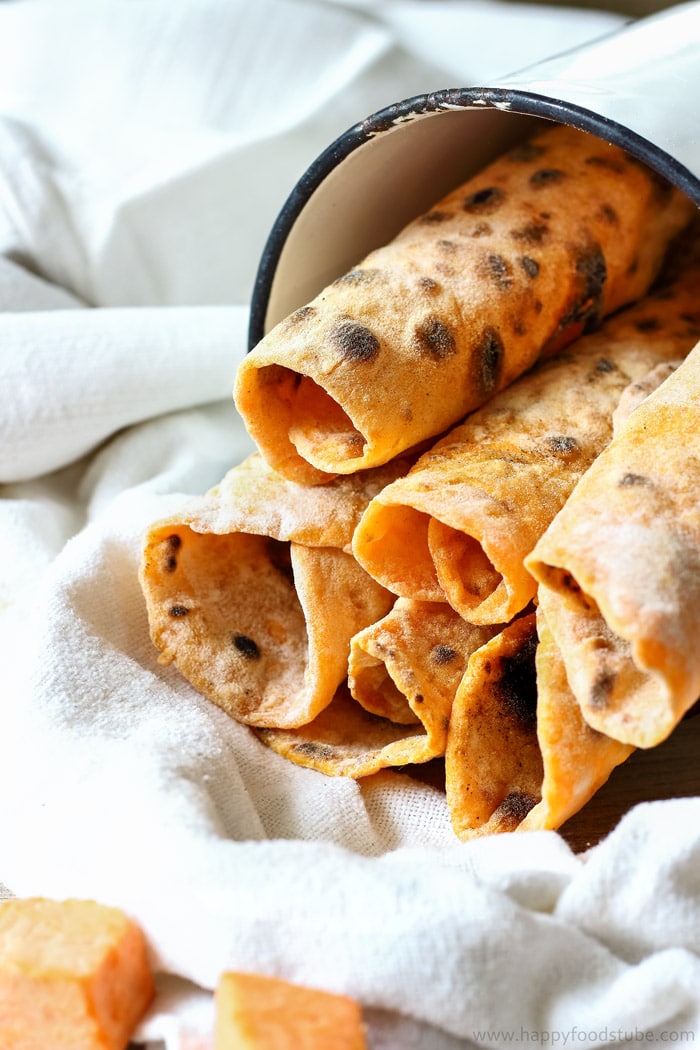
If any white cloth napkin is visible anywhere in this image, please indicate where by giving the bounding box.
[5,1,700,1047]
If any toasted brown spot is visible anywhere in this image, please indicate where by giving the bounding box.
[432,644,458,665]
[474,327,504,395]
[164,534,181,573]
[596,358,615,373]
[589,669,616,709]
[546,434,579,455]
[233,634,261,660]
[619,472,650,487]
[331,319,380,363]
[169,605,189,618]
[469,222,492,238]
[420,210,450,224]
[414,317,456,360]
[437,239,458,253]
[285,305,317,327]
[635,317,661,333]
[294,741,336,759]
[333,269,379,286]
[559,242,606,333]
[585,154,626,175]
[598,203,619,225]
[463,187,505,214]
[530,168,566,188]
[414,694,424,704]
[511,221,549,246]
[494,632,538,731]
[508,142,546,163]
[520,256,539,278]
[482,253,513,290]
[418,276,440,293]
[497,791,538,823]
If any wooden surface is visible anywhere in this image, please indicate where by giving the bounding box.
[559,711,700,852]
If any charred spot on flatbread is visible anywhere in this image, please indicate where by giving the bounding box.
[169,604,189,618]
[233,634,262,660]
[619,472,651,487]
[635,316,662,333]
[163,533,181,572]
[331,319,380,363]
[598,203,619,226]
[419,210,450,225]
[413,317,456,360]
[463,186,505,214]
[333,268,381,286]
[493,631,538,731]
[595,358,616,373]
[481,252,514,291]
[530,168,566,188]
[432,644,458,665]
[519,256,540,278]
[472,327,504,396]
[545,434,579,457]
[493,790,538,826]
[507,141,547,163]
[588,668,617,710]
[511,220,549,246]
[285,305,317,328]
[585,153,627,175]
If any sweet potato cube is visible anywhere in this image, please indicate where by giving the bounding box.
[0,897,155,1050]
[215,971,367,1050]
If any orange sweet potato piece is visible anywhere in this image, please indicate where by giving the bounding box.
[215,971,367,1050]
[0,897,155,1050]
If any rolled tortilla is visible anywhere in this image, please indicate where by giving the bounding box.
[526,341,700,748]
[139,453,401,728]
[235,123,694,484]
[349,597,499,737]
[352,259,700,624]
[445,613,543,837]
[519,606,634,832]
[255,600,498,776]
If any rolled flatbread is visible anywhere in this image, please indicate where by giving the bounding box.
[519,606,634,832]
[139,453,401,728]
[526,341,700,748]
[235,123,694,484]
[445,613,543,837]
[352,259,700,624]
[349,597,498,738]
[254,600,497,776]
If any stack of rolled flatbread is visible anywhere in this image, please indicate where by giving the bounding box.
[140,121,700,838]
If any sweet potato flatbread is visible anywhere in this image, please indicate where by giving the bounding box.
[352,259,700,624]
[349,598,498,728]
[255,602,497,775]
[526,340,700,749]
[445,613,543,837]
[519,606,635,832]
[235,123,694,484]
[253,684,427,777]
[140,454,398,727]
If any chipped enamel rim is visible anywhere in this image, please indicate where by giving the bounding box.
[248,86,700,348]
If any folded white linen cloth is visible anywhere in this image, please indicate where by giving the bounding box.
[5,1,700,1048]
